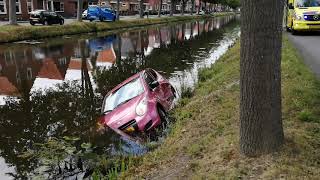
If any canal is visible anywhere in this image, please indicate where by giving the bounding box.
[0,15,240,179]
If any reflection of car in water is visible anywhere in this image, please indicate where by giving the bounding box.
[89,35,115,52]
[99,69,176,138]
[286,0,320,34]
[87,5,116,22]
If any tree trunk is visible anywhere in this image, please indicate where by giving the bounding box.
[240,0,285,157]
[170,0,175,16]
[139,0,144,18]
[198,0,201,14]
[9,0,17,25]
[190,0,194,15]
[77,0,83,22]
[158,0,163,17]
[116,0,120,20]
[181,1,184,15]
[204,2,206,12]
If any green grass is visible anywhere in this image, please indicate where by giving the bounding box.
[0,12,234,43]
[122,36,320,179]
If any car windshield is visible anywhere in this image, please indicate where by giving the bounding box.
[102,78,144,113]
[296,0,320,7]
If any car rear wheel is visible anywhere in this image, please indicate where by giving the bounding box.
[158,106,169,128]
[30,21,35,26]
[60,19,64,25]
[44,20,49,26]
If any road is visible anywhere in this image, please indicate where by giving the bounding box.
[0,14,194,26]
[287,32,320,79]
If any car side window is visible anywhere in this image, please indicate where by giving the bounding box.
[144,70,157,88]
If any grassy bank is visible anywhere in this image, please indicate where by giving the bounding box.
[123,36,320,179]
[0,12,234,43]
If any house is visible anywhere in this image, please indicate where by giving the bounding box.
[0,0,88,21]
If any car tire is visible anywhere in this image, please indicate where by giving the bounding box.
[30,21,35,26]
[286,26,291,32]
[44,20,49,26]
[157,106,169,128]
[291,28,297,35]
[60,20,64,25]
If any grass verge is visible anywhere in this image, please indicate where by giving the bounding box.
[122,36,320,179]
[0,13,234,43]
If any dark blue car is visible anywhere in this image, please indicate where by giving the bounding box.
[87,6,116,22]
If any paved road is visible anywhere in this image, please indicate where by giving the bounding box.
[287,32,320,78]
[0,14,194,26]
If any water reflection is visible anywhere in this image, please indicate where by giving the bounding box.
[0,15,239,179]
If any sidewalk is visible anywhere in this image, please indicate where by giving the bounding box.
[0,14,195,26]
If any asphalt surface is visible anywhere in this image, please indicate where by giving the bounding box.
[287,31,320,78]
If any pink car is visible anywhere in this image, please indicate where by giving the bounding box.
[99,69,176,137]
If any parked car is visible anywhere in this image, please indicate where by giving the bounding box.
[29,10,64,26]
[87,5,116,22]
[82,10,88,20]
[99,69,176,137]
[199,10,205,15]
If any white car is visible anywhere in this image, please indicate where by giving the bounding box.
[82,10,88,19]
[199,10,205,15]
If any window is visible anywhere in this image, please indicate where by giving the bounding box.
[53,2,64,12]
[27,68,32,80]
[16,0,21,14]
[122,3,126,6]
[27,0,33,13]
[0,0,6,14]
[58,57,67,65]
[16,72,21,85]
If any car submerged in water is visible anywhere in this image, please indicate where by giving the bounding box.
[99,69,176,138]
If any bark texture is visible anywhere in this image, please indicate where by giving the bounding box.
[158,0,163,17]
[170,0,175,16]
[240,0,285,157]
[139,0,144,18]
[9,0,17,25]
[77,0,83,22]
[116,0,120,20]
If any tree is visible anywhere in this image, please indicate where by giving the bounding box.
[181,0,187,15]
[170,0,176,16]
[240,0,285,156]
[190,0,195,15]
[9,0,17,25]
[116,0,120,20]
[139,0,144,18]
[77,0,83,22]
[158,0,163,17]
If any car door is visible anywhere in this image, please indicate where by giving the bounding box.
[145,69,174,110]
[51,12,59,24]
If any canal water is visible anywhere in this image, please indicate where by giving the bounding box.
[0,15,240,179]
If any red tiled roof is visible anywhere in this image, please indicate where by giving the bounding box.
[37,58,64,80]
[68,59,92,70]
[0,76,19,96]
[97,49,116,64]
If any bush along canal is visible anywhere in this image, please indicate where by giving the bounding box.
[0,15,240,179]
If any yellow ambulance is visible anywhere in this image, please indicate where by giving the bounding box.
[286,0,320,34]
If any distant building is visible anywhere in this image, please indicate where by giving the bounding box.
[0,0,89,21]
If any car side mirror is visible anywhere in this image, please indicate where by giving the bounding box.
[288,3,294,9]
[150,81,159,90]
